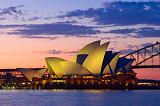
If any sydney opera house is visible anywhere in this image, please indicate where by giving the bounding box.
[11,40,137,89]
[0,40,137,89]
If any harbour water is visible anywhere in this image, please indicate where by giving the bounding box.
[0,90,159,106]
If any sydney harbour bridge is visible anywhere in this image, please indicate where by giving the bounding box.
[123,41,160,69]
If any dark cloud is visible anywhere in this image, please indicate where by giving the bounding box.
[0,5,23,16]
[105,27,160,37]
[48,49,62,54]
[48,50,78,55]
[136,27,160,37]
[120,45,142,55]
[64,50,78,54]
[27,16,41,21]
[128,44,139,49]
[120,44,142,55]
[64,35,99,38]
[120,49,135,55]
[0,17,6,20]
[3,24,160,38]
[106,28,136,34]
[8,23,100,36]
[141,42,153,47]
[44,17,53,20]
[58,1,160,25]
[21,35,58,40]
[120,42,156,55]
[0,24,26,29]
[57,20,77,24]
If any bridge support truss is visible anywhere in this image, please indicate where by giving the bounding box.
[123,42,160,69]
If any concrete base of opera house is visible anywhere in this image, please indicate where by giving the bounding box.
[1,82,160,90]
[0,75,160,90]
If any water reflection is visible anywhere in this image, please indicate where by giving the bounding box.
[0,90,159,106]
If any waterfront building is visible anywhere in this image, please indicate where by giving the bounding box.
[3,40,137,89]
[45,40,137,86]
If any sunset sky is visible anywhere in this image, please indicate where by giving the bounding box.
[0,0,159,79]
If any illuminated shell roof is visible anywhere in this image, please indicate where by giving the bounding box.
[60,61,91,75]
[102,52,120,75]
[45,57,65,76]
[82,42,110,74]
[45,57,91,76]
[115,58,134,73]
[72,40,100,63]
[17,68,38,81]
[36,69,47,78]
[45,40,135,76]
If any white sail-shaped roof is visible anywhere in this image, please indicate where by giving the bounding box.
[124,59,134,72]
[60,61,91,75]
[103,53,120,75]
[46,57,91,76]
[17,68,38,81]
[72,40,101,62]
[36,69,47,78]
[115,58,134,73]
[82,42,110,74]
[45,57,65,76]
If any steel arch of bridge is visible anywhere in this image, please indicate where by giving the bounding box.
[122,41,160,69]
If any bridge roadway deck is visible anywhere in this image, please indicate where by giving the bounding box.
[132,65,160,69]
